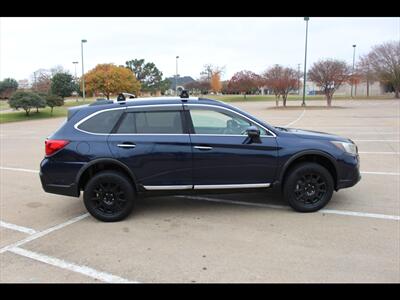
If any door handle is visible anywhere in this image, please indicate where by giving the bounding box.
[117,143,136,148]
[194,146,213,150]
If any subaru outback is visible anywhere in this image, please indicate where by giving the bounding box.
[40,95,361,221]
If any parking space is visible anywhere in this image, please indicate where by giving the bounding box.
[0,99,399,282]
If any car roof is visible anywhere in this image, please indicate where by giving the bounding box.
[86,96,224,110]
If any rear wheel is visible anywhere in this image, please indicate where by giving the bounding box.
[283,162,334,212]
[83,171,135,222]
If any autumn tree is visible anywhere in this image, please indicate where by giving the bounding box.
[210,72,222,93]
[84,64,141,99]
[308,59,350,106]
[263,65,299,107]
[365,41,400,98]
[228,71,262,99]
[125,59,164,95]
[185,80,210,95]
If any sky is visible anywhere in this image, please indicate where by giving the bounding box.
[0,17,399,82]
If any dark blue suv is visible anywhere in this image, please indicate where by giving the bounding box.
[40,95,361,221]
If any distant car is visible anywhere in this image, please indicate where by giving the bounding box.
[40,95,361,222]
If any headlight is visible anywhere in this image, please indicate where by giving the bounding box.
[331,141,358,156]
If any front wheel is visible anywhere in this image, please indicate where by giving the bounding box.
[83,171,135,222]
[283,162,334,212]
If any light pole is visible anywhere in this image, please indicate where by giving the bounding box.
[175,56,179,96]
[81,39,87,101]
[72,61,79,101]
[302,17,309,107]
[351,44,356,98]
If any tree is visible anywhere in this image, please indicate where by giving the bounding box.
[8,91,44,116]
[125,59,164,95]
[51,72,75,99]
[308,59,350,106]
[366,41,400,98]
[45,94,64,115]
[0,78,18,99]
[159,78,171,95]
[31,69,52,94]
[210,72,222,93]
[185,80,210,95]
[84,64,141,99]
[263,65,299,107]
[357,55,377,97]
[227,71,262,99]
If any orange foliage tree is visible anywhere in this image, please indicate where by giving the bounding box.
[83,64,141,99]
[210,72,222,93]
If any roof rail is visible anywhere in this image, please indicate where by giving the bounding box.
[89,99,113,106]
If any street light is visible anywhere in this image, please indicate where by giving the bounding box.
[175,56,179,96]
[72,61,79,102]
[351,44,356,98]
[81,39,87,101]
[302,17,309,107]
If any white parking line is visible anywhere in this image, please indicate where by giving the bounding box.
[0,167,39,173]
[0,213,90,254]
[176,195,400,221]
[8,247,135,283]
[353,139,399,142]
[0,221,37,235]
[361,171,400,176]
[359,152,400,155]
[284,109,306,127]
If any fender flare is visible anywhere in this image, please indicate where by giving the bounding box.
[278,150,339,185]
[75,158,139,191]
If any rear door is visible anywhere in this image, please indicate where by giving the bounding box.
[108,104,193,190]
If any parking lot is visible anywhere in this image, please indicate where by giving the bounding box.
[0,99,399,283]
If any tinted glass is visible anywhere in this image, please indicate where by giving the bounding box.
[190,109,267,135]
[77,110,123,134]
[116,111,183,134]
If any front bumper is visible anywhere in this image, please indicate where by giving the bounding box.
[336,153,361,190]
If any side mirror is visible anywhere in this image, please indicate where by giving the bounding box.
[246,126,260,138]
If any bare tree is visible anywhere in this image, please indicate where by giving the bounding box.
[31,69,52,94]
[366,41,400,98]
[357,55,377,97]
[263,65,299,107]
[308,59,350,106]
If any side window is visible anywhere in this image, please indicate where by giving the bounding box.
[77,110,122,134]
[190,109,266,135]
[116,111,184,134]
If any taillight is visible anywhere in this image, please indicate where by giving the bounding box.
[45,139,69,156]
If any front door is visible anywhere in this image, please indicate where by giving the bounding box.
[185,104,279,188]
[108,105,192,190]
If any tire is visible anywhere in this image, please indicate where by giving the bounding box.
[283,162,334,212]
[83,171,135,222]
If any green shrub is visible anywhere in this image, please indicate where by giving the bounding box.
[8,91,45,116]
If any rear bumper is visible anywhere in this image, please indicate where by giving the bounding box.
[40,171,80,197]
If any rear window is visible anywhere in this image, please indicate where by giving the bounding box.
[117,111,183,134]
[77,110,123,134]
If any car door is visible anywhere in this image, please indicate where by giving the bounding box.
[107,104,193,190]
[185,104,279,188]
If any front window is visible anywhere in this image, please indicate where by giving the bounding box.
[189,108,267,135]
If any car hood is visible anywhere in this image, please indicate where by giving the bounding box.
[276,127,351,142]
